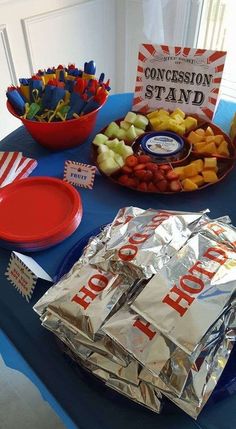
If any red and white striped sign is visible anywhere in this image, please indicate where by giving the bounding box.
[133,44,226,120]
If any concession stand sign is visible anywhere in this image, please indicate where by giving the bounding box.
[132,44,226,120]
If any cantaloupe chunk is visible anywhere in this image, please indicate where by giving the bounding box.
[213,135,224,145]
[190,175,205,187]
[195,128,205,136]
[193,142,208,152]
[217,140,230,156]
[205,126,214,136]
[202,170,218,183]
[182,179,198,191]
[183,164,199,178]
[173,166,185,179]
[205,136,216,143]
[199,142,217,154]
[190,159,204,172]
[188,131,205,144]
[204,157,217,170]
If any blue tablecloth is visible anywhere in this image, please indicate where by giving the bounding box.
[0,94,236,429]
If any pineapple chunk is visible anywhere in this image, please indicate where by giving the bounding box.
[190,159,204,172]
[204,157,217,170]
[158,109,169,116]
[217,140,230,156]
[170,114,184,124]
[190,175,205,187]
[202,170,218,183]
[149,117,162,129]
[167,120,185,135]
[147,110,159,119]
[205,126,214,136]
[171,108,185,119]
[183,164,199,178]
[182,179,198,191]
[184,117,198,132]
[173,166,185,179]
[188,131,205,144]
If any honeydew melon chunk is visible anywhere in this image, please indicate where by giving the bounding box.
[120,120,131,130]
[124,111,137,124]
[106,138,120,148]
[120,144,134,159]
[114,153,125,168]
[97,149,115,164]
[97,144,110,154]
[135,127,145,136]
[133,114,149,130]
[116,128,127,140]
[125,125,137,142]
[99,158,120,175]
[113,141,126,155]
[93,133,108,146]
[104,121,120,138]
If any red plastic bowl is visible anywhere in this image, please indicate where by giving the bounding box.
[7,98,107,150]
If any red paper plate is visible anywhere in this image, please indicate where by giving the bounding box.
[0,177,83,243]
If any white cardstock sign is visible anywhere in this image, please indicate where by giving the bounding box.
[133,44,227,120]
[5,252,52,302]
[64,161,96,189]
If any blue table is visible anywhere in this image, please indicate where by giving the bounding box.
[0,94,236,429]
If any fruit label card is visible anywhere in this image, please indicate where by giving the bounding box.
[64,161,96,189]
[133,44,226,120]
[5,252,52,302]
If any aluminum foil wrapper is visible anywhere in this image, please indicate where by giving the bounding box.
[106,377,162,413]
[201,219,236,250]
[35,264,133,340]
[90,209,205,280]
[163,304,236,419]
[103,303,175,378]
[41,310,130,366]
[132,233,236,354]
[87,353,139,386]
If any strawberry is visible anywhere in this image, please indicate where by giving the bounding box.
[127,178,138,188]
[137,155,152,164]
[134,170,147,180]
[157,179,168,192]
[133,163,147,171]
[147,182,157,192]
[159,164,172,172]
[143,170,153,182]
[169,180,182,192]
[154,171,165,182]
[137,182,148,192]
[121,165,133,174]
[166,171,180,181]
[118,175,129,185]
[125,155,138,168]
[145,162,159,172]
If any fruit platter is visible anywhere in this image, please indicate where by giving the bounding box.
[92,108,236,193]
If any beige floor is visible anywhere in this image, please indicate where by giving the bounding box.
[0,354,66,429]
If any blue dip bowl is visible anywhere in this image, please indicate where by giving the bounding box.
[140,131,184,162]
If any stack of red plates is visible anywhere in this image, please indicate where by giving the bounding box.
[0,177,83,251]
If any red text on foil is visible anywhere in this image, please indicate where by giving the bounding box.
[118,212,170,262]
[162,245,228,316]
[71,273,109,310]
